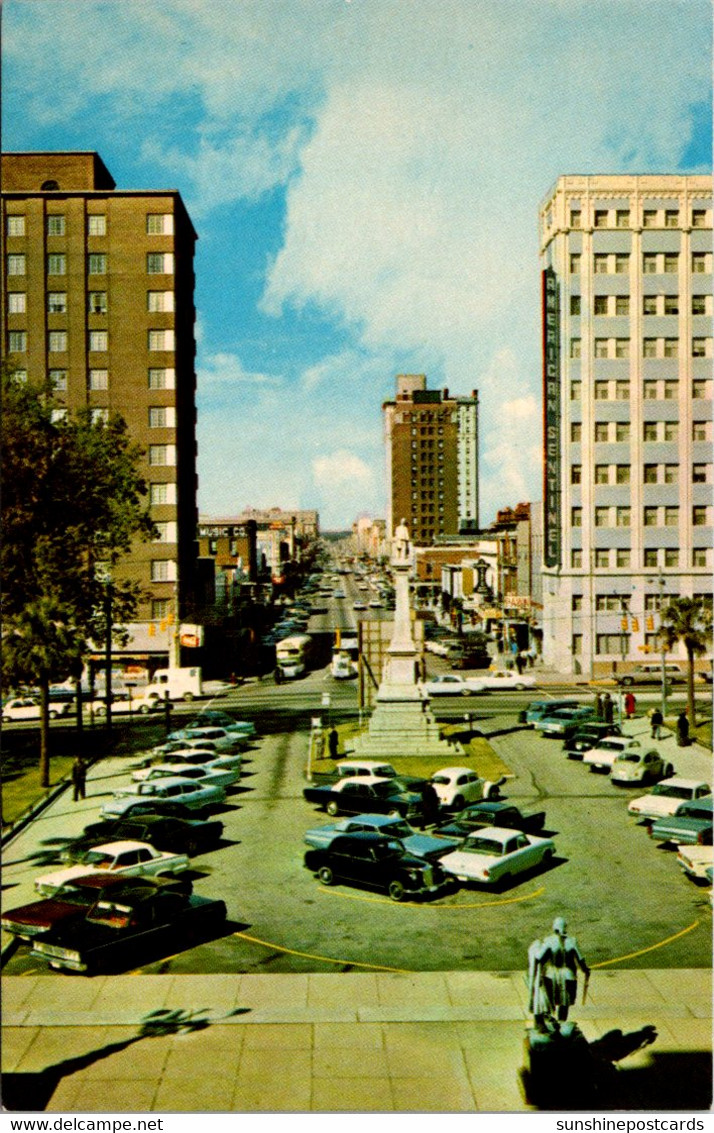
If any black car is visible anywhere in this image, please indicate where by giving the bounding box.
[303,778,426,821]
[30,878,227,973]
[562,723,622,759]
[61,814,224,862]
[304,832,447,902]
[433,801,547,838]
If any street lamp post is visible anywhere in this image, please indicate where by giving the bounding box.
[649,570,668,718]
[618,596,630,727]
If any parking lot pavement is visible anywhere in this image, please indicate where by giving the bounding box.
[2,968,710,1112]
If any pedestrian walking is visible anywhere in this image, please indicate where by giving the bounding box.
[419,781,441,829]
[624,691,636,720]
[650,706,663,740]
[527,647,537,669]
[516,652,526,675]
[676,709,690,747]
[603,692,614,726]
[71,756,86,802]
[328,726,339,759]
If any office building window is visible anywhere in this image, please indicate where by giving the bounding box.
[149,406,176,428]
[46,215,65,236]
[692,337,711,357]
[49,369,67,391]
[148,328,175,351]
[616,209,630,228]
[596,596,624,612]
[663,253,678,272]
[642,209,657,228]
[7,254,26,275]
[594,550,610,569]
[572,633,583,656]
[643,253,658,274]
[643,295,657,315]
[88,291,107,314]
[147,291,175,312]
[146,214,174,235]
[643,380,658,399]
[663,464,677,483]
[570,381,582,401]
[595,507,610,527]
[47,253,66,275]
[693,421,710,441]
[644,506,658,527]
[663,421,678,441]
[615,465,630,484]
[570,210,581,228]
[616,507,631,527]
[663,338,678,357]
[643,464,658,483]
[89,330,108,352]
[664,506,679,526]
[571,550,583,568]
[616,549,631,567]
[7,215,26,236]
[152,599,170,619]
[51,408,68,423]
[594,209,608,228]
[47,330,66,352]
[643,338,658,358]
[594,464,609,484]
[664,295,679,315]
[8,292,26,313]
[150,483,176,505]
[663,380,678,400]
[571,465,582,484]
[149,444,176,466]
[88,253,107,274]
[692,252,710,273]
[644,422,659,443]
[615,341,630,363]
[572,595,583,611]
[614,254,629,274]
[644,549,658,567]
[594,381,610,400]
[594,295,608,315]
[8,330,27,352]
[151,559,177,582]
[571,508,582,527]
[615,296,630,316]
[693,463,710,483]
[87,215,106,236]
[147,252,174,274]
[148,367,176,390]
[569,254,581,274]
[89,369,108,390]
[594,340,609,359]
[693,506,710,526]
[616,423,630,442]
[692,295,710,315]
[664,549,679,567]
[693,548,709,567]
[570,338,581,358]
[47,292,67,313]
[664,210,679,228]
[153,523,171,542]
[692,209,708,228]
[594,422,609,442]
[569,295,581,315]
[692,380,711,399]
[90,408,109,425]
[571,422,582,443]
[593,254,608,274]
[596,634,628,655]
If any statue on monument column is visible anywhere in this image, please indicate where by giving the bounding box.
[393,518,411,563]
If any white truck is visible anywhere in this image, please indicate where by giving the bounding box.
[138,667,203,712]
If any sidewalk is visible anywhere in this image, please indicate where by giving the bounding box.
[2,968,711,1112]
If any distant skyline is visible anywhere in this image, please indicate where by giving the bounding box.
[3,0,711,528]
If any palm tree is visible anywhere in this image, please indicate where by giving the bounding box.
[660,597,713,727]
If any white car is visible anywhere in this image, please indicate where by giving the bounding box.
[102,776,226,818]
[583,737,650,773]
[165,726,244,752]
[34,840,190,896]
[438,826,555,886]
[676,843,714,881]
[423,675,485,697]
[628,779,712,820]
[429,767,501,810]
[610,749,673,785]
[478,670,536,691]
[130,763,239,789]
[1,696,71,721]
[334,760,400,782]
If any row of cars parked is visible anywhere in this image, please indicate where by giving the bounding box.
[2,711,257,973]
[301,760,556,900]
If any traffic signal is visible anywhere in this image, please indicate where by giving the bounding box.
[631,618,639,633]
[621,617,628,631]
[646,615,655,631]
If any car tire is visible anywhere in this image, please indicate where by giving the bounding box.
[318,866,334,885]
[388,809,401,818]
[620,676,633,687]
[664,763,674,778]
[452,796,465,811]
[388,879,406,902]
[515,683,526,691]
[543,849,554,863]
[139,704,151,715]
[461,688,471,697]
[326,801,340,817]
[183,692,194,702]
[49,710,59,719]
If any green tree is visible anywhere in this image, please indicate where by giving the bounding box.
[660,597,713,727]
[1,368,155,784]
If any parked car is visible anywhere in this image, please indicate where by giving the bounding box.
[190,711,256,737]
[429,767,503,810]
[304,832,447,902]
[165,727,245,752]
[536,705,597,738]
[330,761,424,791]
[618,663,687,686]
[583,737,654,773]
[649,798,714,845]
[303,777,425,822]
[628,779,712,821]
[423,675,485,696]
[1,696,71,721]
[87,690,147,717]
[562,723,622,759]
[610,748,673,786]
[30,879,227,973]
[522,699,579,726]
[433,801,546,839]
[129,763,239,789]
[151,738,221,759]
[34,840,191,896]
[140,747,242,774]
[62,814,224,861]
[438,827,556,886]
[676,843,714,882]
[1,874,186,940]
[101,777,226,819]
[479,669,536,691]
[303,813,459,861]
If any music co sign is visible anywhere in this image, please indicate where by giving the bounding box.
[542,267,561,568]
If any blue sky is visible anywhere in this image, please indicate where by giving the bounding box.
[3,0,711,529]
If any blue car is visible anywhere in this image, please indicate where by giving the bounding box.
[304,813,459,861]
[521,699,580,726]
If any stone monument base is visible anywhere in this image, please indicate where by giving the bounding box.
[347,685,462,759]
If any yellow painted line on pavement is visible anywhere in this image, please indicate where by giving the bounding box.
[591,918,701,968]
[232,930,413,973]
[317,885,545,909]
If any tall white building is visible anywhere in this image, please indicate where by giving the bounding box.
[539,175,712,677]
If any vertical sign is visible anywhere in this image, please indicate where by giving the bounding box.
[542,267,561,567]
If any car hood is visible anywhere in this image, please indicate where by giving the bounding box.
[2,896,90,933]
[36,864,104,890]
[611,764,645,780]
[401,832,460,858]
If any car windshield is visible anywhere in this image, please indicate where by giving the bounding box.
[373,840,402,860]
[54,886,97,906]
[87,900,133,927]
[384,820,411,837]
[652,785,691,799]
[83,851,116,867]
[372,781,399,798]
[464,837,503,855]
[598,741,623,751]
[617,754,640,763]
[431,775,451,785]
